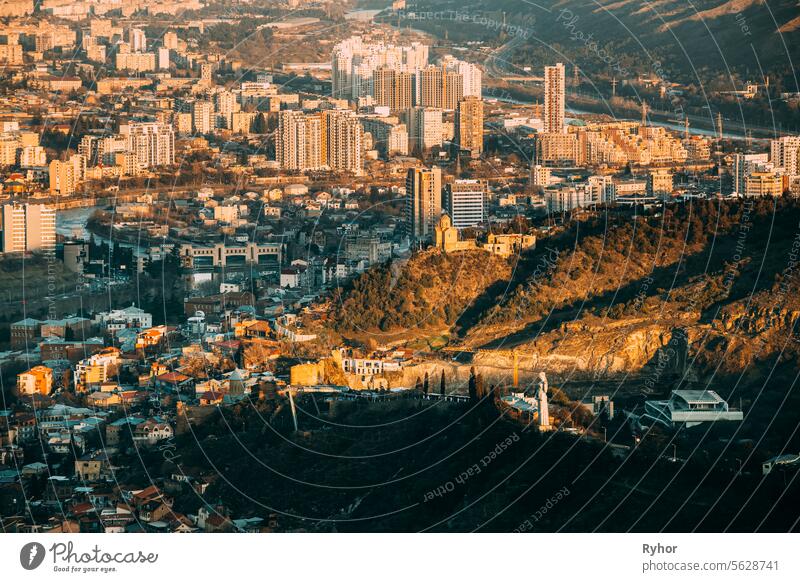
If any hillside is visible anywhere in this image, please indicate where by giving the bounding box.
[322,197,800,465]
[406,0,800,90]
[140,397,799,532]
[330,198,800,389]
[462,198,800,376]
[328,249,513,341]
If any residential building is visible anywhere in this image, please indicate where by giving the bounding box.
[732,153,769,196]
[326,110,364,174]
[331,36,428,101]
[118,122,175,168]
[17,366,53,396]
[1,203,56,253]
[456,96,484,156]
[49,155,85,195]
[94,305,153,331]
[405,166,442,242]
[191,100,213,134]
[770,136,800,176]
[373,67,414,111]
[544,63,566,134]
[745,171,783,196]
[446,179,486,228]
[409,107,443,151]
[647,169,673,196]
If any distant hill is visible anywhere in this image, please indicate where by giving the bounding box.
[405,0,800,89]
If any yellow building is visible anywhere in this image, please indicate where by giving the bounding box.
[17,366,53,396]
[745,172,784,197]
[434,214,478,253]
[484,233,537,258]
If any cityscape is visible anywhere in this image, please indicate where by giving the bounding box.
[0,0,799,540]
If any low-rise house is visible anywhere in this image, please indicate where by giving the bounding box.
[132,419,173,446]
[87,392,122,408]
[106,416,146,446]
[153,371,193,392]
[75,451,111,482]
[94,305,153,332]
[17,366,53,396]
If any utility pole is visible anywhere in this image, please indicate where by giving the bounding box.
[611,77,617,97]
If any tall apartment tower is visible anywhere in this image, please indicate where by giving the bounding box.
[276,111,328,171]
[417,65,443,108]
[443,70,464,111]
[771,136,800,175]
[409,107,443,152]
[405,166,442,243]
[417,65,463,110]
[2,203,56,254]
[128,27,146,52]
[191,100,213,134]
[373,67,413,111]
[447,179,486,228]
[278,111,306,171]
[119,122,175,168]
[214,90,240,129]
[326,110,364,175]
[456,96,484,156]
[544,63,566,134]
[49,155,85,196]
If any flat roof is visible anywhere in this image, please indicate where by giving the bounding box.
[673,390,724,404]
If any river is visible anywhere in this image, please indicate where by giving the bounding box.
[56,205,147,256]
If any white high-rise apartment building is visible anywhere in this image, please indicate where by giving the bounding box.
[544,63,566,134]
[331,36,429,101]
[128,27,146,52]
[771,136,800,176]
[1,203,56,254]
[118,122,175,168]
[388,124,409,156]
[447,179,486,229]
[191,100,213,134]
[409,107,443,151]
[276,111,323,172]
[213,90,240,129]
[441,55,482,98]
[326,110,364,175]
